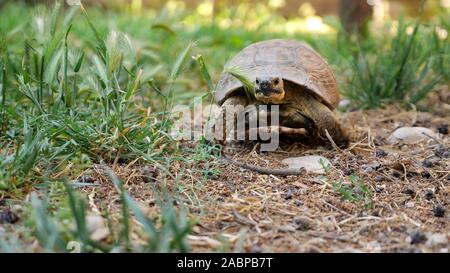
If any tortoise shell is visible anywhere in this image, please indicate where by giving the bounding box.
[215,39,340,110]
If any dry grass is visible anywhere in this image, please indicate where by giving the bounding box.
[78,102,449,253]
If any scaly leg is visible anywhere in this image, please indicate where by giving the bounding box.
[308,101,349,148]
[212,96,247,143]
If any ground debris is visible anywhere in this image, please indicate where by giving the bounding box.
[0,209,20,224]
[433,205,446,218]
[74,106,450,252]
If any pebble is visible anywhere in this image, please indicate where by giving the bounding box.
[84,215,110,241]
[283,189,294,200]
[282,156,331,174]
[343,168,354,175]
[338,99,351,108]
[426,233,448,248]
[90,227,110,241]
[375,184,385,193]
[433,205,445,217]
[278,224,296,233]
[77,175,95,184]
[434,144,450,157]
[422,159,433,168]
[387,127,438,144]
[142,165,158,183]
[402,186,415,196]
[424,190,434,200]
[0,209,19,224]
[421,171,431,179]
[437,124,448,135]
[375,149,388,158]
[409,231,427,245]
[375,175,384,182]
[443,151,450,158]
[294,217,313,231]
[362,162,381,173]
[86,215,106,234]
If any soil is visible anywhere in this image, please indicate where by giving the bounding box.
[81,103,449,253]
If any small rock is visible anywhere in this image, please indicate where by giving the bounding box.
[0,209,19,224]
[305,245,322,253]
[434,144,449,158]
[426,234,448,248]
[437,124,448,135]
[422,159,433,168]
[362,162,381,173]
[294,200,304,207]
[421,171,431,179]
[375,149,388,158]
[443,151,450,158]
[377,232,388,242]
[424,190,434,200]
[294,217,313,231]
[343,168,353,176]
[409,231,427,245]
[250,245,262,253]
[375,175,384,182]
[142,165,158,183]
[282,156,331,174]
[406,201,415,208]
[283,189,294,200]
[278,224,296,232]
[90,227,110,241]
[86,215,105,234]
[77,175,95,184]
[375,185,385,193]
[338,99,351,109]
[387,127,437,144]
[339,247,364,253]
[433,205,445,217]
[402,186,415,196]
[84,214,109,239]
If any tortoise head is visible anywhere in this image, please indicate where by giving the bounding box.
[254,76,285,104]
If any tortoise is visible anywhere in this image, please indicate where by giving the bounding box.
[213,39,349,148]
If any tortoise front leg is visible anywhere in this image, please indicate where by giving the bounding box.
[247,126,308,138]
[213,96,247,142]
[309,103,349,148]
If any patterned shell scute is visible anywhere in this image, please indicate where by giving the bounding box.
[215,39,340,110]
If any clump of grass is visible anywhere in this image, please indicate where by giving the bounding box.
[343,18,443,109]
[319,159,373,208]
[0,120,45,191]
[331,174,373,209]
[18,170,192,253]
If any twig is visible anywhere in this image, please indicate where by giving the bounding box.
[324,129,342,152]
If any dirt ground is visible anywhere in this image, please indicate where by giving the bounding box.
[80,99,449,253]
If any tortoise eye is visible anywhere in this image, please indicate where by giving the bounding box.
[273,79,279,85]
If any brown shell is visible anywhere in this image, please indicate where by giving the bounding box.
[215,39,340,110]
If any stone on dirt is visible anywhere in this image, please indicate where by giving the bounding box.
[387,127,438,144]
[86,214,109,240]
[282,156,331,174]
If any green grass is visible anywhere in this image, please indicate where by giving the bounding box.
[0,0,448,252]
[342,17,446,109]
[331,174,373,209]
